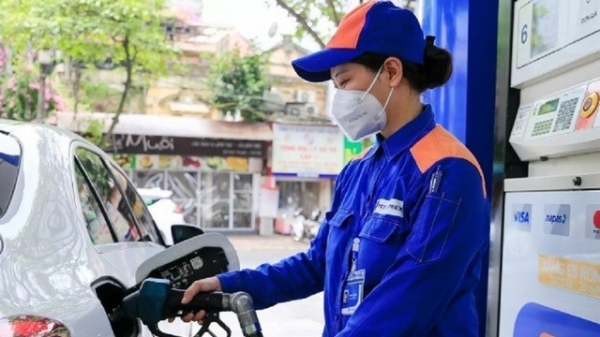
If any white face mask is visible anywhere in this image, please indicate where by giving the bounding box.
[331,67,394,141]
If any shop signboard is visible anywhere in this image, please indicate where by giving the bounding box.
[113,154,252,172]
[105,134,268,158]
[272,124,345,178]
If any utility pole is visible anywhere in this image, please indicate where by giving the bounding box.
[36,49,55,123]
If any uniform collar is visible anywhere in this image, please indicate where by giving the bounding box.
[369,105,435,161]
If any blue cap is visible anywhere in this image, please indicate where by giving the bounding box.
[292,1,427,82]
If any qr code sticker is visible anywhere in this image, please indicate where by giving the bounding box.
[553,97,579,132]
[190,256,204,270]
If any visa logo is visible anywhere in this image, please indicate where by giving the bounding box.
[512,204,532,232]
[514,211,530,223]
[545,214,568,225]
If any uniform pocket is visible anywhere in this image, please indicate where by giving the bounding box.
[327,208,353,228]
[325,209,354,263]
[358,216,405,243]
[356,216,408,288]
[406,193,461,263]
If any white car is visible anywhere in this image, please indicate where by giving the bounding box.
[137,188,186,246]
[0,120,201,336]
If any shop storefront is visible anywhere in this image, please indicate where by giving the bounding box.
[270,123,350,232]
[111,134,269,232]
[55,112,271,232]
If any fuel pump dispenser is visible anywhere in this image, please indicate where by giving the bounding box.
[498,0,600,335]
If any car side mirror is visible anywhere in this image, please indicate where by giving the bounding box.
[171,224,205,245]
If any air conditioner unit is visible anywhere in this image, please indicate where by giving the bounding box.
[284,104,302,117]
[304,103,318,116]
[284,102,319,117]
[296,90,316,103]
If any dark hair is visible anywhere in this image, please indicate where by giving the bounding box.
[349,45,453,93]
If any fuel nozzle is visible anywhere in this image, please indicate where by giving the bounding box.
[230,292,261,337]
[107,307,128,324]
[110,278,262,337]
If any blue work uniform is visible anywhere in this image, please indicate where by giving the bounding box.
[217,105,490,336]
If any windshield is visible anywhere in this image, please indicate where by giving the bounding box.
[0,133,21,219]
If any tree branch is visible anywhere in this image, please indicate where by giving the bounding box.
[325,0,340,25]
[131,45,138,64]
[101,34,132,146]
[73,66,82,113]
[274,0,326,48]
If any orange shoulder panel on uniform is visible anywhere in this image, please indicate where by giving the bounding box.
[351,146,373,161]
[409,125,487,198]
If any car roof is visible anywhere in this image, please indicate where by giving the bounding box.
[0,119,26,134]
[0,119,119,181]
[0,119,94,145]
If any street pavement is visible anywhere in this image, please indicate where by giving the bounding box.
[159,234,325,337]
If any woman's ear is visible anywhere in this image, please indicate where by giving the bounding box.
[383,57,403,87]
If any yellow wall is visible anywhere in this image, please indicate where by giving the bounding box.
[266,43,329,117]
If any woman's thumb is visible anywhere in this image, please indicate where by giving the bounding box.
[182,281,203,304]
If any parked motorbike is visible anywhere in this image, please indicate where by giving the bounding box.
[291,208,322,242]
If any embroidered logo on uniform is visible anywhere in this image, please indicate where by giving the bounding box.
[374,198,404,217]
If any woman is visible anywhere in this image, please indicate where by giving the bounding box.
[177,1,489,336]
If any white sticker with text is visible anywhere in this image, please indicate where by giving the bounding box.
[374,198,404,218]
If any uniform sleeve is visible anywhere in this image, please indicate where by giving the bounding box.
[217,165,351,310]
[217,225,329,309]
[336,159,489,336]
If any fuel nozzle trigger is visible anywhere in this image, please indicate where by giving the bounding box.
[195,311,232,337]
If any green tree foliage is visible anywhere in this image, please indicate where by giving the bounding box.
[269,0,418,48]
[0,0,178,144]
[207,50,270,122]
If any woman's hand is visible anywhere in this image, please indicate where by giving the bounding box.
[167,277,222,323]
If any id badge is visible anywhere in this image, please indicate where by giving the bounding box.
[341,269,365,316]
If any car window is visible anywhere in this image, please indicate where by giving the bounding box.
[0,133,20,219]
[74,163,115,245]
[107,163,162,244]
[75,148,141,242]
[0,133,21,218]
